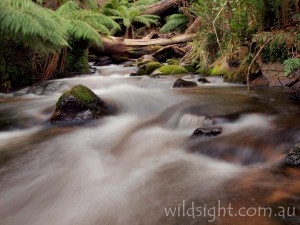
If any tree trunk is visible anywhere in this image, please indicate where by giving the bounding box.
[125,27,130,39]
[142,0,181,16]
[90,34,196,61]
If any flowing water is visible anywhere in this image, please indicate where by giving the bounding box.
[0,65,300,225]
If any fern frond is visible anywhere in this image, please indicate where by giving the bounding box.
[0,0,69,53]
[78,0,98,9]
[135,15,159,27]
[69,20,102,46]
[161,14,189,33]
[55,0,79,18]
[75,10,121,34]
[284,58,300,76]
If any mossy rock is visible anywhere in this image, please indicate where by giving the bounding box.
[166,59,180,65]
[207,57,246,83]
[135,62,162,76]
[210,65,228,76]
[51,84,113,123]
[144,62,162,74]
[136,55,157,66]
[156,65,188,75]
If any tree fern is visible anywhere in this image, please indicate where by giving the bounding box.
[108,5,159,29]
[0,0,69,53]
[284,58,300,76]
[57,0,120,36]
[135,15,160,27]
[160,14,189,33]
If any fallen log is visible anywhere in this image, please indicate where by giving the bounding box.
[90,34,196,61]
[142,0,181,16]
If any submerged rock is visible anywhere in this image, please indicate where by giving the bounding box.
[173,78,197,88]
[50,84,112,123]
[198,77,210,83]
[192,127,222,137]
[93,56,112,66]
[284,143,300,167]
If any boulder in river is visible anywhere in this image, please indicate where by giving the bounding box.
[284,143,300,167]
[50,84,112,123]
[198,77,210,83]
[173,78,197,88]
[93,56,112,66]
[192,127,222,137]
[130,62,162,76]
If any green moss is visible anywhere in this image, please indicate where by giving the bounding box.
[136,67,146,76]
[57,84,99,107]
[184,65,196,73]
[144,62,162,74]
[195,67,210,75]
[210,64,228,76]
[158,65,188,75]
[166,59,180,65]
[223,64,247,83]
[136,62,162,75]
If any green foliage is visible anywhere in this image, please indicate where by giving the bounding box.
[102,1,159,38]
[158,65,188,75]
[133,0,159,8]
[166,59,180,65]
[284,58,300,76]
[253,32,293,63]
[108,5,159,28]
[0,0,121,91]
[56,0,120,43]
[0,39,38,92]
[189,0,265,71]
[65,39,89,73]
[0,0,69,53]
[102,0,158,12]
[160,14,189,33]
[0,0,120,53]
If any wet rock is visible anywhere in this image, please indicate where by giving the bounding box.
[50,84,112,124]
[131,62,162,76]
[192,127,222,137]
[284,143,300,167]
[94,56,112,66]
[137,55,157,66]
[256,61,300,87]
[198,77,210,83]
[251,75,269,86]
[89,66,97,74]
[173,78,197,88]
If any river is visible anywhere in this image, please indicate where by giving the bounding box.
[0,65,299,225]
